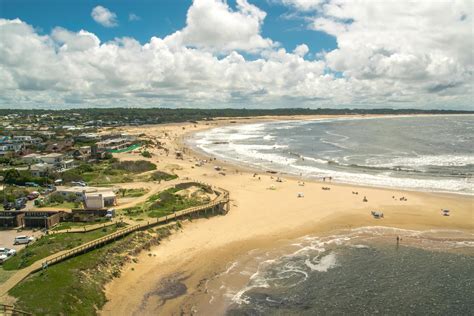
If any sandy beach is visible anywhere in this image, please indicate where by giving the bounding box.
[100,116,473,315]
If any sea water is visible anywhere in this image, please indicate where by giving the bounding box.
[190,115,474,194]
[197,228,474,315]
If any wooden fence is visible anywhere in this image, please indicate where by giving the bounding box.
[0,182,229,300]
[0,304,32,316]
[41,185,229,268]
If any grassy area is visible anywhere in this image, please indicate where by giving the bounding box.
[116,187,149,199]
[122,186,205,219]
[2,224,125,271]
[9,225,177,315]
[148,170,178,182]
[0,269,15,284]
[38,201,79,209]
[107,143,142,153]
[62,160,156,186]
[50,219,110,231]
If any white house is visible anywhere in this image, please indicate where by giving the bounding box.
[21,153,42,164]
[30,163,54,177]
[84,191,117,210]
[39,153,65,165]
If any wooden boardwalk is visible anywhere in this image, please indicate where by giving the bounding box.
[48,220,120,234]
[0,183,229,298]
[0,304,31,315]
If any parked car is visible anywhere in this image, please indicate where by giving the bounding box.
[105,208,116,220]
[0,247,17,263]
[25,182,39,187]
[71,181,87,187]
[13,236,35,245]
[27,191,40,200]
[14,198,26,210]
[3,202,14,210]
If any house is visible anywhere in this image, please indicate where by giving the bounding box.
[12,135,42,145]
[73,146,91,160]
[23,211,61,229]
[84,191,117,210]
[91,145,107,159]
[56,186,117,202]
[45,140,74,152]
[0,142,24,156]
[96,138,132,151]
[0,211,25,228]
[40,153,65,165]
[21,153,42,164]
[60,159,75,170]
[74,133,100,142]
[30,163,54,177]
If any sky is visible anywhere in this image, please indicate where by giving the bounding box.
[0,0,472,110]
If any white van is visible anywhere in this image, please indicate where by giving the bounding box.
[14,236,35,245]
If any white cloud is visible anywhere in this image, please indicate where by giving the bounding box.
[293,44,309,57]
[128,13,140,21]
[91,5,118,27]
[166,0,274,53]
[284,0,473,104]
[0,0,472,110]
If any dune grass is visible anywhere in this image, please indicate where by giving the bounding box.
[9,227,176,315]
[122,187,204,219]
[2,224,124,271]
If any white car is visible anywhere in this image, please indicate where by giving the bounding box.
[13,236,35,245]
[0,247,16,263]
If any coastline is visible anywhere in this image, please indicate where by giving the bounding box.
[101,115,474,315]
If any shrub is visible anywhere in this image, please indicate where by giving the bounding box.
[141,151,152,158]
[150,171,177,182]
[110,160,156,173]
[48,193,65,204]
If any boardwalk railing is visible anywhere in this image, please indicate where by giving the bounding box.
[0,182,229,299]
[0,304,32,316]
[41,184,229,268]
[48,220,119,235]
[43,224,141,267]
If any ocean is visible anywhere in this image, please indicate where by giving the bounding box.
[190,115,473,195]
[185,115,474,315]
[197,228,474,315]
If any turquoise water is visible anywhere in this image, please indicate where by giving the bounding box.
[191,115,474,194]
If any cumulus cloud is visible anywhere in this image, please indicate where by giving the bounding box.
[0,0,472,109]
[91,5,118,27]
[286,0,473,100]
[167,0,274,53]
[293,44,309,57]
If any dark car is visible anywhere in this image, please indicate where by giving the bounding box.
[3,202,14,210]
[14,198,27,210]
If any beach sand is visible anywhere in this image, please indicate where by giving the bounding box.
[100,116,473,315]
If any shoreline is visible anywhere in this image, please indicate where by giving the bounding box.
[183,114,473,197]
[101,115,474,315]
